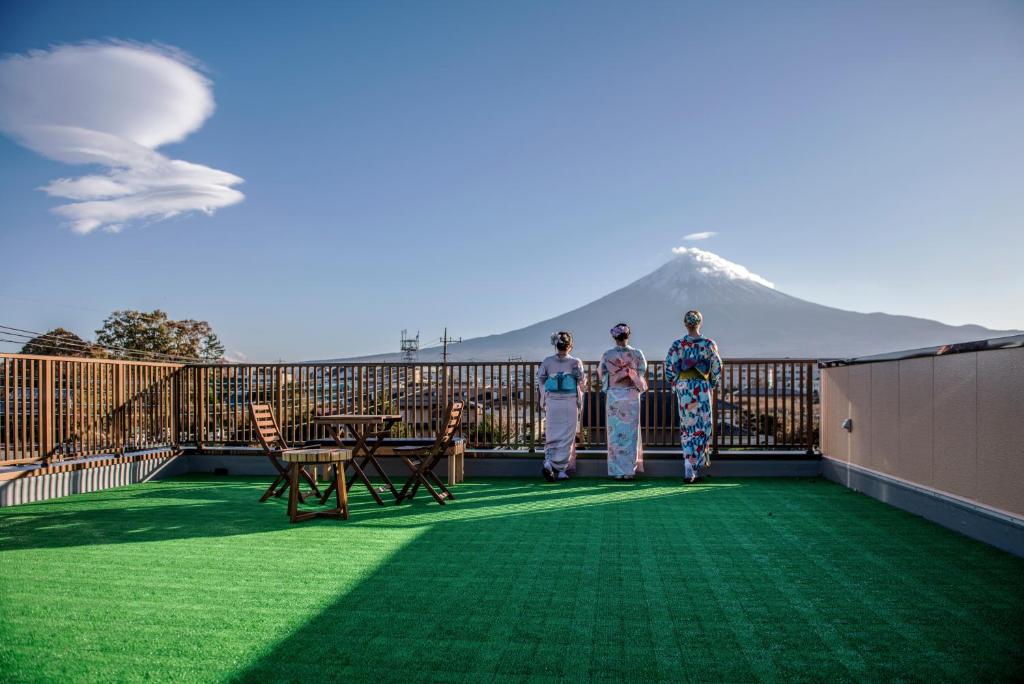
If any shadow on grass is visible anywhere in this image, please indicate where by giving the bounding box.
[3,475,1021,682]
[0,475,714,551]
[226,477,1024,683]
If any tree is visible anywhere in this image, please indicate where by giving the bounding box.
[95,310,226,361]
[20,328,106,358]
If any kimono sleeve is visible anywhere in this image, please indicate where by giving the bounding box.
[664,341,680,384]
[574,359,587,403]
[707,341,723,388]
[634,348,648,374]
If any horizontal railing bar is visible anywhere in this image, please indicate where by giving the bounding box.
[0,353,182,368]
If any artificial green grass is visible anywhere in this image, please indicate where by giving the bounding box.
[1,476,1021,683]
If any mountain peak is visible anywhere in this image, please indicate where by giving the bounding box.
[660,247,776,289]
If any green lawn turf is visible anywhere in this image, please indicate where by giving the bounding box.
[1,476,1021,683]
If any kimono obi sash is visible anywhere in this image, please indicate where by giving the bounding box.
[677,358,711,381]
[544,372,578,394]
[606,357,647,392]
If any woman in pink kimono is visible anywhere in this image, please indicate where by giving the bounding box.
[598,323,647,480]
[536,331,585,482]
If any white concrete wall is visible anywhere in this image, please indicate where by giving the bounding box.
[0,453,187,506]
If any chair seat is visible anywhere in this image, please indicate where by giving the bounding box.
[280,448,352,464]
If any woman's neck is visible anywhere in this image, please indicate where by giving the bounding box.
[556,351,569,358]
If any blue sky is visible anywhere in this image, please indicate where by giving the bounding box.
[1,0,1022,361]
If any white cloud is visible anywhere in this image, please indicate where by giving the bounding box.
[683,231,718,241]
[671,246,775,288]
[0,42,243,234]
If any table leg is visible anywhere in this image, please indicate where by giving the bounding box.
[319,425,386,506]
[346,456,385,506]
[362,451,399,499]
[287,462,300,523]
[336,463,349,520]
[350,419,400,500]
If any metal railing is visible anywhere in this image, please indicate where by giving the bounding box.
[178,359,818,452]
[2,354,818,465]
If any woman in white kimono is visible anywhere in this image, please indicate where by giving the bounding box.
[598,323,647,480]
[665,310,723,483]
[537,331,585,482]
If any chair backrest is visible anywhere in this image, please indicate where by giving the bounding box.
[432,400,465,452]
[249,403,289,452]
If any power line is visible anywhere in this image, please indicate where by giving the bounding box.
[0,332,190,363]
[0,326,178,362]
[0,324,220,364]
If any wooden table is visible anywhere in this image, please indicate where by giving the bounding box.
[280,448,352,523]
[314,415,402,506]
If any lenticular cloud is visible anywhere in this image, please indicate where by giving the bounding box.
[0,42,243,234]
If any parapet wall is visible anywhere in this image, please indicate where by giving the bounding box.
[820,341,1024,518]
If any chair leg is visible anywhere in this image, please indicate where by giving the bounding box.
[395,458,418,504]
[260,473,286,502]
[416,473,447,505]
[426,469,454,500]
[300,466,322,499]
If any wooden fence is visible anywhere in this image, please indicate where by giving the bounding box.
[2,354,818,464]
[0,354,180,464]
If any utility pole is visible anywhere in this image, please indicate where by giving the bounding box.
[439,327,462,364]
[438,328,461,424]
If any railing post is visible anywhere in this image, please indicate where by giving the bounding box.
[171,367,181,447]
[196,367,207,447]
[39,359,54,464]
[115,364,126,455]
[805,361,815,454]
[528,364,536,453]
[276,367,285,439]
[711,386,720,457]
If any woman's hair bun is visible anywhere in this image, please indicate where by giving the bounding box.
[550,330,573,351]
[684,310,703,327]
[610,323,630,340]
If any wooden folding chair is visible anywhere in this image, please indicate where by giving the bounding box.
[394,400,465,505]
[249,402,323,503]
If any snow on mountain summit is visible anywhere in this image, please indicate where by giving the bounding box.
[667,247,775,289]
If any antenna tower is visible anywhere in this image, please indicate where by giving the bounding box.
[400,329,420,363]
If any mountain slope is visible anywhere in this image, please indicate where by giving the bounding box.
[343,248,1019,361]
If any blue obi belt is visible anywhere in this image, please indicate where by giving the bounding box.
[544,373,578,394]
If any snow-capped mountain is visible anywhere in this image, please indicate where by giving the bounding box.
[348,248,1019,361]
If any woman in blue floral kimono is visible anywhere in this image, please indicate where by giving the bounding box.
[537,331,586,482]
[665,310,723,483]
[599,323,647,480]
